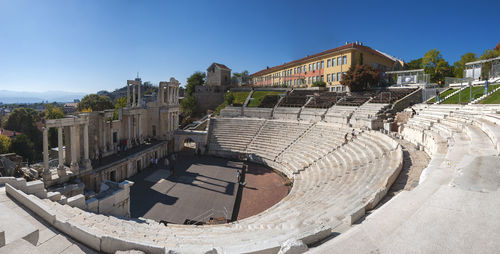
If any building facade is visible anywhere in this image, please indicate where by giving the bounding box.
[250,42,404,92]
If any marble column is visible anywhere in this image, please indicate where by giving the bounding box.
[127,116,131,147]
[138,114,142,143]
[138,83,141,107]
[102,118,107,152]
[109,121,113,152]
[42,127,49,171]
[70,125,79,172]
[57,127,64,169]
[83,123,91,169]
[132,85,136,107]
[127,83,130,106]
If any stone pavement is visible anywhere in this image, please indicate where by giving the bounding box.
[129,152,242,224]
[0,186,97,254]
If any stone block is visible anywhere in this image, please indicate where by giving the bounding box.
[53,219,101,252]
[100,235,165,254]
[278,239,308,254]
[67,194,86,209]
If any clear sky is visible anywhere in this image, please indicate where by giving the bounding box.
[0,0,498,93]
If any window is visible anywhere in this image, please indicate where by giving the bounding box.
[321,75,324,81]
[319,61,323,69]
[337,57,341,66]
[337,72,342,81]
[309,64,311,71]
[312,63,316,70]
[332,73,336,82]
[308,77,311,84]
[327,59,331,67]
[327,74,330,82]
[342,56,347,65]
[304,65,307,72]
[332,58,335,67]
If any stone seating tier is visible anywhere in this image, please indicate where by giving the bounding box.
[5,118,403,254]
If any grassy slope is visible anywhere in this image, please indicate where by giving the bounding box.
[427,88,457,103]
[247,91,284,107]
[480,87,500,104]
[232,91,250,105]
[442,84,500,104]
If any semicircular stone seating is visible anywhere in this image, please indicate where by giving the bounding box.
[308,104,500,253]
[8,117,403,254]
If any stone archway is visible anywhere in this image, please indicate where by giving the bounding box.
[173,130,207,154]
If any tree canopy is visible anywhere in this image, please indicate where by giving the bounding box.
[4,108,42,160]
[113,96,127,120]
[422,49,454,84]
[10,134,35,163]
[453,53,477,78]
[44,104,64,148]
[232,70,250,85]
[407,58,422,69]
[340,65,380,92]
[185,72,205,96]
[0,135,10,154]
[77,94,114,112]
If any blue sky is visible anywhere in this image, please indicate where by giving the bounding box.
[0,0,498,93]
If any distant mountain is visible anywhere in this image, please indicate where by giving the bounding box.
[0,90,86,104]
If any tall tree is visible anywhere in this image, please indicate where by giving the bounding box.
[77,94,114,112]
[340,65,380,92]
[113,96,128,120]
[407,58,422,69]
[4,108,42,160]
[0,135,10,154]
[10,134,35,163]
[185,72,205,96]
[422,49,452,84]
[453,53,477,78]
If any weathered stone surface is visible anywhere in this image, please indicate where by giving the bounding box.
[279,239,308,254]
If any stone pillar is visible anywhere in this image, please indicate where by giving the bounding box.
[138,83,141,107]
[57,127,64,169]
[138,114,142,143]
[103,118,107,152]
[83,123,91,169]
[57,126,66,177]
[133,115,137,141]
[109,120,113,151]
[70,125,79,173]
[132,85,136,107]
[127,83,130,107]
[42,127,50,180]
[127,116,131,147]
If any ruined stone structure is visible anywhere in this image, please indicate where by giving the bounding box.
[41,77,180,193]
[195,63,234,113]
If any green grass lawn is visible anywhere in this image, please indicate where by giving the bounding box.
[441,84,500,104]
[247,91,285,107]
[480,86,500,104]
[232,91,250,105]
[427,88,457,103]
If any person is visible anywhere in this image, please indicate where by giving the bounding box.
[436,90,440,103]
[150,156,153,167]
[164,158,170,169]
[236,170,241,183]
[411,107,416,117]
[343,133,348,145]
[155,157,158,167]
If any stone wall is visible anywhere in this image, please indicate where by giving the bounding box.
[243,108,273,119]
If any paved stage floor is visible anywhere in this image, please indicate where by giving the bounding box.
[129,152,242,224]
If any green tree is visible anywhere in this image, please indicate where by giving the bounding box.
[11,134,35,163]
[232,70,250,85]
[407,58,422,69]
[311,81,326,87]
[185,72,206,96]
[180,95,198,117]
[0,135,10,154]
[77,94,114,112]
[113,96,127,120]
[453,53,477,78]
[340,65,380,92]
[422,49,452,84]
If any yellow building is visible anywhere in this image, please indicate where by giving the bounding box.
[250,42,404,92]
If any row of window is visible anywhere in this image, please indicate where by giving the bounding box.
[326,72,346,82]
[270,55,349,78]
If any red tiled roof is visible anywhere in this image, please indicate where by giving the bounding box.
[250,43,396,77]
[0,128,20,138]
[213,63,231,70]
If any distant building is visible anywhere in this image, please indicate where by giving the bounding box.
[250,41,404,92]
[63,102,78,114]
[0,128,20,139]
[194,63,235,114]
[206,63,232,87]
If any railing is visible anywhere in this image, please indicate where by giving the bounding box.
[186,206,229,225]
